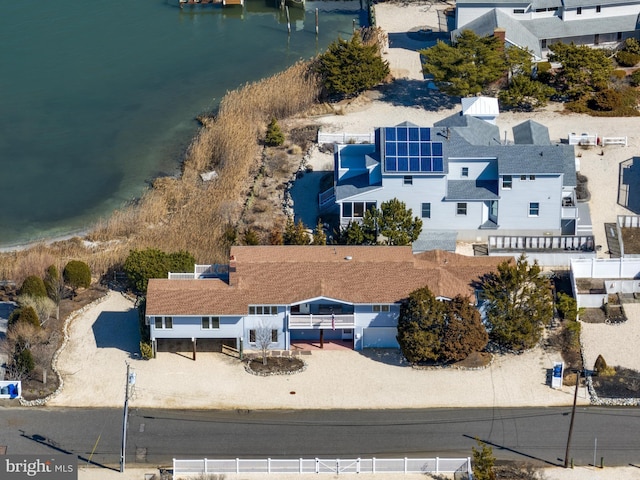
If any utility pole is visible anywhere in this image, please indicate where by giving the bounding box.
[120,363,135,473]
[564,370,580,468]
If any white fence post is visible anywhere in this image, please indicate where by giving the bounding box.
[404,457,408,473]
[357,458,361,474]
[316,457,319,474]
[268,457,271,473]
[236,458,240,474]
[436,456,439,473]
[373,457,376,474]
[300,458,303,474]
[203,458,208,474]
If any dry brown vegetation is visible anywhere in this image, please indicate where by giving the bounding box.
[0,61,322,282]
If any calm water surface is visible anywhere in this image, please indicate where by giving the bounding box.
[0,0,362,246]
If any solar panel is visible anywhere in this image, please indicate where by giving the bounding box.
[383,126,444,173]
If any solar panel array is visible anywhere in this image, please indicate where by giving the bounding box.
[383,126,444,173]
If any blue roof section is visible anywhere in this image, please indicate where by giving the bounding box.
[452,10,543,58]
[334,172,382,201]
[512,120,551,145]
[412,230,458,253]
[446,180,500,200]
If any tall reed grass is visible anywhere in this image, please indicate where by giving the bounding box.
[0,61,322,283]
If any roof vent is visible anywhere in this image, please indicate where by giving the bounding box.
[345,256,353,261]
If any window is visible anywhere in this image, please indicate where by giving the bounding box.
[249,305,278,315]
[596,5,601,12]
[541,39,547,49]
[577,7,582,14]
[202,316,220,329]
[529,175,535,180]
[461,167,469,177]
[520,175,527,181]
[594,34,600,45]
[372,305,390,312]
[521,175,535,181]
[403,175,413,185]
[529,202,540,216]
[354,202,365,217]
[618,32,623,41]
[502,175,512,189]
[248,329,278,343]
[421,202,431,218]
[457,203,467,216]
[513,8,525,13]
[154,316,172,329]
[342,203,352,217]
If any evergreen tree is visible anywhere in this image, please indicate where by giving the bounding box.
[397,287,444,363]
[421,30,506,96]
[317,34,390,97]
[124,248,195,293]
[441,296,488,362]
[63,260,91,294]
[363,198,422,246]
[19,275,47,298]
[265,118,285,147]
[243,228,261,245]
[498,75,554,111]
[472,439,496,480]
[283,219,310,245]
[312,219,327,245]
[548,42,614,99]
[480,255,553,351]
[336,221,366,245]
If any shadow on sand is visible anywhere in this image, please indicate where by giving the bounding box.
[375,79,460,111]
[92,309,140,354]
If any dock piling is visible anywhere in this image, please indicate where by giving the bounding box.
[315,8,319,35]
[286,6,291,34]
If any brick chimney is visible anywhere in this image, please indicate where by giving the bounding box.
[493,28,506,51]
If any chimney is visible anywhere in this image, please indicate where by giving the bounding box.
[493,28,506,52]
[228,255,237,285]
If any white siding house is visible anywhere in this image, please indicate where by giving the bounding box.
[454,0,640,59]
[323,115,589,249]
[145,246,510,357]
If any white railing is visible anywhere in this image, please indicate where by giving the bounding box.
[488,235,595,252]
[568,132,597,146]
[318,132,375,145]
[289,313,355,329]
[168,264,229,279]
[318,187,335,208]
[601,136,627,146]
[561,206,579,219]
[618,215,640,228]
[173,457,472,476]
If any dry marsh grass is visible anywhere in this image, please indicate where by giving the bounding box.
[0,61,322,282]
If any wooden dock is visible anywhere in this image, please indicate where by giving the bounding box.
[179,0,244,6]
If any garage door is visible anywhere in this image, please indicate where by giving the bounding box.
[362,327,399,349]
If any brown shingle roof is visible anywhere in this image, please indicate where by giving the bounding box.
[146,246,511,316]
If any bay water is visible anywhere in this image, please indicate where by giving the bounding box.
[0,0,363,247]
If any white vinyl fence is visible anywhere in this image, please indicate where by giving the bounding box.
[317,132,375,145]
[173,457,472,477]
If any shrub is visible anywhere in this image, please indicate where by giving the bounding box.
[556,292,579,321]
[612,69,627,80]
[63,260,91,292]
[317,34,390,97]
[9,306,40,328]
[588,89,622,111]
[19,275,47,298]
[616,50,640,67]
[15,348,35,376]
[140,341,153,360]
[630,69,640,86]
[243,228,260,245]
[536,61,551,73]
[594,354,615,376]
[623,37,640,55]
[265,118,285,147]
[123,249,195,293]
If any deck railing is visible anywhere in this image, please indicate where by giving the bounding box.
[319,187,335,209]
[289,313,355,329]
[488,235,595,252]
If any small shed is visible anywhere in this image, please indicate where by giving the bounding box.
[461,97,499,125]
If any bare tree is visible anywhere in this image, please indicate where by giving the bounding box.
[17,295,56,326]
[254,322,276,366]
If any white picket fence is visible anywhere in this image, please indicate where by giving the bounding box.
[173,457,472,477]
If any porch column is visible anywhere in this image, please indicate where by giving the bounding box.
[192,337,196,361]
[320,329,324,349]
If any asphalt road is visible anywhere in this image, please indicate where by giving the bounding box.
[1,407,639,469]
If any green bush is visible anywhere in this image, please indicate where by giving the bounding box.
[616,50,640,67]
[265,118,285,147]
[15,348,35,375]
[623,38,640,55]
[588,88,622,111]
[594,354,616,376]
[556,292,579,321]
[612,69,627,80]
[19,275,47,298]
[317,34,390,97]
[140,341,153,360]
[630,69,640,86]
[9,306,40,328]
[63,260,91,291]
[536,61,551,73]
[123,249,196,293]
